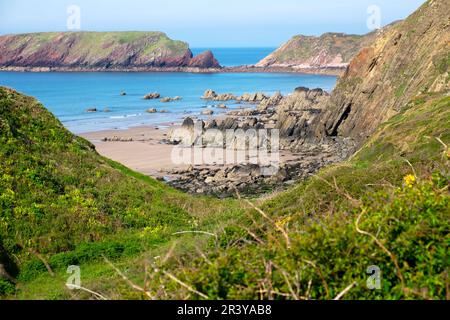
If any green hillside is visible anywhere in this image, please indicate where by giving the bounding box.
[0,87,244,298]
[0,32,194,68]
[0,87,448,299]
[1,0,449,300]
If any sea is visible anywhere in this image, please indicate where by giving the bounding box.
[0,48,337,134]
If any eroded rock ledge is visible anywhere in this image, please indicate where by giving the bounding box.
[162,88,356,197]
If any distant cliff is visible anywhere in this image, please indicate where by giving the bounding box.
[318,0,449,142]
[0,32,221,71]
[256,27,395,71]
[271,0,449,147]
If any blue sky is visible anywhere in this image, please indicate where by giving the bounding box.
[0,0,426,47]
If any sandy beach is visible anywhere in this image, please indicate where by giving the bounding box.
[80,125,189,178]
[80,122,303,182]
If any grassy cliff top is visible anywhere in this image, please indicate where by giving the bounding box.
[4,31,188,50]
[256,23,402,68]
[0,31,192,68]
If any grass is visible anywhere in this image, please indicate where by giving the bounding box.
[4,32,190,66]
[274,33,369,64]
[0,86,245,298]
[151,94,448,300]
[2,88,447,300]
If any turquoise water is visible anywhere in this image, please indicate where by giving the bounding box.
[0,71,337,133]
[0,49,337,133]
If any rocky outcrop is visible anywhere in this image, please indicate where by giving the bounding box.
[237,92,269,103]
[188,50,220,68]
[256,24,398,71]
[275,89,330,144]
[164,89,358,196]
[254,0,449,148]
[144,92,160,100]
[316,0,450,143]
[166,139,354,197]
[201,90,272,103]
[160,96,182,103]
[201,110,214,115]
[0,32,221,70]
[201,90,237,101]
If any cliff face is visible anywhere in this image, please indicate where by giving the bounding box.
[256,31,384,70]
[0,32,221,69]
[256,22,398,70]
[317,0,450,142]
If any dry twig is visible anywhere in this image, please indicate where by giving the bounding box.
[66,284,109,300]
[355,209,405,290]
[235,188,291,249]
[162,270,209,299]
[333,282,357,300]
[103,256,154,299]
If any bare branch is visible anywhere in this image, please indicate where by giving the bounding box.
[172,231,218,239]
[162,270,209,299]
[66,284,108,300]
[355,209,405,290]
[27,248,55,277]
[333,282,357,300]
[235,187,291,249]
[103,256,154,299]
[402,158,417,178]
[302,259,330,298]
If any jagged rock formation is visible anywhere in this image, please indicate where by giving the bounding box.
[317,0,450,143]
[261,0,448,147]
[0,32,221,70]
[256,24,397,71]
[188,50,220,68]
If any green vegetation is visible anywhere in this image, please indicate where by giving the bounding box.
[138,94,448,300]
[0,87,244,298]
[262,32,377,67]
[3,32,190,67]
[0,86,447,300]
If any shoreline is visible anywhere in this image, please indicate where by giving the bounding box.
[80,125,185,178]
[76,85,357,197]
[79,124,305,188]
[0,65,345,76]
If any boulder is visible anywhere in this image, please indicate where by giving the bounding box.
[146,108,157,113]
[294,86,309,93]
[182,117,195,129]
[202,90,236,101]
[160,96,182,103]
[188,50,221,68]
[201,109,214,115]
[218,117,238,130]
[214,93,236,101]
[205,119,218,129]
[144,92,160,100]
[275,88,330,140]
[202,89,217,100]
[238,92,268,103]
